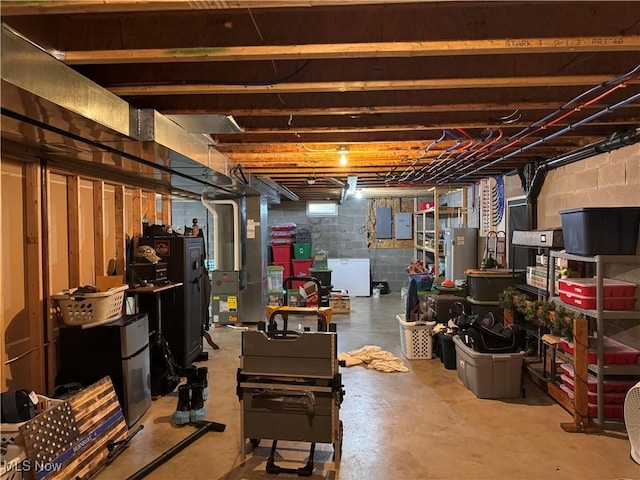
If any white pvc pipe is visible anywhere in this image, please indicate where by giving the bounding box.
[207,199,241,271]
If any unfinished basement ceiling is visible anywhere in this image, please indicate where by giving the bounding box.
[1,1,640,201]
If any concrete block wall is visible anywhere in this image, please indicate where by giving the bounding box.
[267,197,413,293]
[537,145,640,229]
[504,142,639,345]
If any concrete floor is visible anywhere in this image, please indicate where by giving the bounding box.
[95,294,639,480]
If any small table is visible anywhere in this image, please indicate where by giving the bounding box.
[127,282,183,335]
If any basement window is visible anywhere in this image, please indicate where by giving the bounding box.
[306,201,338,216]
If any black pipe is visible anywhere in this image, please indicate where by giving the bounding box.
[543,128,640,170]
[125,421,225,480]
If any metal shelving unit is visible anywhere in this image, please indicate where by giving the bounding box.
[549,251,640,428]
[413,187,467,278]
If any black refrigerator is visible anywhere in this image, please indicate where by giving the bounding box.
[139,236,204,367]
[57,313,151,427]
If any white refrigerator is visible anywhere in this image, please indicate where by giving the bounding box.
[443,227,478,282]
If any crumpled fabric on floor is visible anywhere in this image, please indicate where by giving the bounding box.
[339,345,408,373]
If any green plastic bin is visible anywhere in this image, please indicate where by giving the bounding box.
[293,243,312,259]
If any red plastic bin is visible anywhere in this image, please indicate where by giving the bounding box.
[560,374,627,404]
[559,363,637,393]
[560,337,640,364]
[272,244,292,263]
[558,289,636,310]
[558,278,636,297]
[559,384,624,418]
[273,261,291,279]
[291,259,313,277]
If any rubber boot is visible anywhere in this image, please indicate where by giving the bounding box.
[185,365,198,398]
[189,383,207,423]
[172,384,191,426]
[197,367,209,400]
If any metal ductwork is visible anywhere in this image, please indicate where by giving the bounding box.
[0,23,278,201]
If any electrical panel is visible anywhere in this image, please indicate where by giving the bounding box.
[375,206,392,238]
[395,212,412,239]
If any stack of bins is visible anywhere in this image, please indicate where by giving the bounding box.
[270,223,296,302]
[465,269,525,321]
[310,250,332,307]
[290,227,313,296]
[267,265,285,306]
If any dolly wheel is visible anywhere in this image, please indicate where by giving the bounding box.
[250,438,260,447]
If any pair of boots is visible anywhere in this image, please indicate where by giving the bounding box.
[172,367,208,426]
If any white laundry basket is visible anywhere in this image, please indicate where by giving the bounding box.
[397,314,436,359]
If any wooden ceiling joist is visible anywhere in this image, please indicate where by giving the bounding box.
[163,101,640,117]
[60,36,640,65]
[108,75,628,96]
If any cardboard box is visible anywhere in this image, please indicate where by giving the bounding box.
[329,291,350,313]
[526,266,561,291]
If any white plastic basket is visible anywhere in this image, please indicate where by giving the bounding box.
[52,284,128,326]
[1,394,66,472]
[397,314,436,359]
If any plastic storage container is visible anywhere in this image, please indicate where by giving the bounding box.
[407,273,434,291]
[453,335,524,399]
[309,268,332,288]
[558,289,636,310]
[465,269,525,302]
[558,277,637,297]
[271,244,292,263]
[558,384,624,418]
[560,337,640,364]
[293,243,312,259]
[313,250,328,269]
[559,363,637,393]
[397,314,436,359]
[560,374,627,404]
[267,265,284,291]
[430,295,470,323]
[438,333,457,369]
[52,284,127,326]
[273,261,291,280]
[291,259,313,276]
[559,207,640,255]
[466,296,504,322]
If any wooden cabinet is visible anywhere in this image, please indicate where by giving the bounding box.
[413,187,467,278]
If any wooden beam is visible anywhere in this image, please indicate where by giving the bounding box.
[114,185,126,276]
[0,0,411,16]
[164,101,640,117]
[93,180,105,277]
[131,187,143,237]
[161,194,171,227]
[221,117,638,136]
[25,163,45,392]
[109,75,626,96]
[67,176,81,287]
[61,36,640,65]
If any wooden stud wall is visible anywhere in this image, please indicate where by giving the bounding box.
[25,163,45,392]
[93,181,106,277]
[1,156,170,393]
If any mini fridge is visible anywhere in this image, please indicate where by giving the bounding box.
[57,313,152,427]
[443,227,478,282]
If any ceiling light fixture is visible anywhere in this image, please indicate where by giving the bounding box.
[338,145,349,166]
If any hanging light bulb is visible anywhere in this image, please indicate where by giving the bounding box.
[338,145,349,166]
